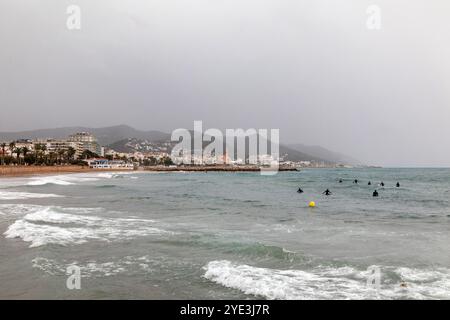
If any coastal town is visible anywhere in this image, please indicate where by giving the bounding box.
[0,132,171,170]
[0,131,354,176]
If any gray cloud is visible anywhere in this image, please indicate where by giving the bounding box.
[1,0,449,166]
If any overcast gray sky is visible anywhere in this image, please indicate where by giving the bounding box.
[1,0,449,167]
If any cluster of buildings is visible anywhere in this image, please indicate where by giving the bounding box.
[2,132,102,159]
[2,132,336,169]
[170,151,282,166]
[121,138,172,154]
[103,149,170,162]
[1,132,171,169]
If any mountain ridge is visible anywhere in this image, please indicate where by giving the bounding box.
[0,125,170,146]
[287,143,361,165]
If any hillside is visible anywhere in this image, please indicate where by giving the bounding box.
[0,125,170,146]
[107,137,329,163]
[288,143,361,165]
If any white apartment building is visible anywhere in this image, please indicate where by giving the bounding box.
[68,132,101,155]
[37,139,82,158]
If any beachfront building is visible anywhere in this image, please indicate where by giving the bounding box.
[38,139,81,156]
[68,132,101,155]
[2,132,102,161]
[0,139,34,158]
[87,158,134,169]
[14,139,35,152]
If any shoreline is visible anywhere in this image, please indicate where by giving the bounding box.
[0,165,299,178]
[0,165,133,178]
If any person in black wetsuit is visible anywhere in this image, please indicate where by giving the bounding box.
[339,179,343,183]
[368,181,372,185]
[354,179,358,184]
[380,182,385,187]
[297,188,304,193]
[373,190,379,197]
[323,189,332,196]
[396,182,400,187]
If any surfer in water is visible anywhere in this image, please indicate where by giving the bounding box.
[368,181,372,185]
[297,188,304,193]
[339,179,343,183]
[396,182,400,187]
[373,190,379,197]
[323,189,332,196]
[380,182,385,187]
[353,179,358,184]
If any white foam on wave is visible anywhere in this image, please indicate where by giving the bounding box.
[4,205,172,247]
[95,172,135,179]
[203,260,372,299]
[0,191,63,200]
[27,177,74,186]
[25,172,138,186]
[203,260,450,300]
[394,267,450,299]
[0,203,52,216]
[32,256,152,277]
[95,173,114,179]
[25,173,102,185]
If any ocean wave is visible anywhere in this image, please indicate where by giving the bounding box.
[0,204,44,216]
[27,177,75,186]
[203,260,370,299]
[203,260,450,299]
[95,173,115,179]
[25,172,131,186]
[4,205,173,247]
[270,224,299,233]
[393,267,450,299]
[96,185,117,189]
[0,191,63,200]
[154,235,303,262]
[32,256,152,277]
[95,172,135,179]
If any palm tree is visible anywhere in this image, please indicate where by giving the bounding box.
[13,148,21,164]
[1,143,6,165]
[22,146,29,157]
[58,149,66,164]
[33,143,47,164]
[21,147,30,165]
[66,147,76,162]
[40,144,47,163]
[48,152,56,165]
[34,144,41,164]
[9,142,15,157]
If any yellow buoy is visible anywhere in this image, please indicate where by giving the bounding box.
[309,201,316,208]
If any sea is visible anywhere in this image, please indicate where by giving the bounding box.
[0,168,449,299]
